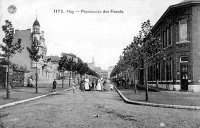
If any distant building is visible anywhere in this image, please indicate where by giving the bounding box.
[87,58,95,70]
[87,58,108,78]
[107,66,114,78]
[45,55,60,79]
[100,70,108,79]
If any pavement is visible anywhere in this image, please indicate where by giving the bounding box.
[2,87,200,127]
[0,79,72,108]
[2,80,200,111]
[116,86,200,110]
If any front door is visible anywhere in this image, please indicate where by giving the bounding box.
[180,63,188,90]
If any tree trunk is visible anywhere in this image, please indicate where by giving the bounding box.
[132,67,137,94]
[6,56,10,99]
[36,62,38,93]
[62,70,64,88]
[134,73,137,94]
[69,71,71,87]
[145,64,148,101]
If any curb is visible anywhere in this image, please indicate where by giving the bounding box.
[0,88,72,110]
[115,87,200,110]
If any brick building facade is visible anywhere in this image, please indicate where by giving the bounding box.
[146,0,200,92]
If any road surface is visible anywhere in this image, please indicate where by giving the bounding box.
[0,89,200,128]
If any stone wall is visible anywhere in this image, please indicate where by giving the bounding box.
[0,66,25,88]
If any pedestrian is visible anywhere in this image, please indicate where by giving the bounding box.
[27,76,33,87]
[92,79,95,91]
[84,77,90,91]
[96,79,101,91]
[81,78,85,91]
[72,81,76,93]
[52,79,57,92]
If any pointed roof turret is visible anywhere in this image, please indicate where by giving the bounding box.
[33,19,40,27]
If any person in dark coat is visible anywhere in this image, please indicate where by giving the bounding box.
[52,79,57,92]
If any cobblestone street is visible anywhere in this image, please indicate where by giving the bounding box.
[1,89,200,128]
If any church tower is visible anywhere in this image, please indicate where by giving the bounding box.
[92,57,95,67]
[32,18,40,42]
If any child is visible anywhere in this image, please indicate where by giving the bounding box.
[72,81,76,93]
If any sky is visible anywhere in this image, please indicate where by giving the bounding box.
[0,0,182,70]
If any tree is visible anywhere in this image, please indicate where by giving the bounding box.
[27,37,42,93]
[0,20,23,98]
[138,20,160,101]
[58,52,99,87]
[111,20,159,101]
[58,53,79,87]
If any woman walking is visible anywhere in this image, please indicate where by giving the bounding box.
[96,79,101,91]
[52,79,57,92]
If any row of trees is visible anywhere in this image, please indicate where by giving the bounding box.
[58,53,99,87]
[111,20,160,101]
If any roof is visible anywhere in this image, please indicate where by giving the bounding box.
[46,56,60,62]
[152,0,200,32]
[33,19,40,26]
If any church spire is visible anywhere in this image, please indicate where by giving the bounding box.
[92,57,95,65]
[36,10,37,20]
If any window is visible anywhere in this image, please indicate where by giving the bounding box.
[169,25,172,46]
[158,62,161,81]
[170,59,173,80]
[162,61,166,81]
[167,28,169,47]
[162,31,165,49]
[163,30,167,48]
[166,61,169,81]
[166,59,173,81]
[180,56,188,63]
[179,19,187,41]
[156,63,159,81]
[36,28,39,33]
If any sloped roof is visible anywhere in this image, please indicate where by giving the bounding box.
[46,56,60,62]
[152,0,200,32]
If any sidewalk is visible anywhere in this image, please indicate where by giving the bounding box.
[0,80,71,106]
[118,87,200,106]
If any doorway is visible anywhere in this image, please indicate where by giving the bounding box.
[180,63,188,90]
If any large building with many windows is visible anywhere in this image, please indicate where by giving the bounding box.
[9,18,54,83]
[146,0,200,92]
